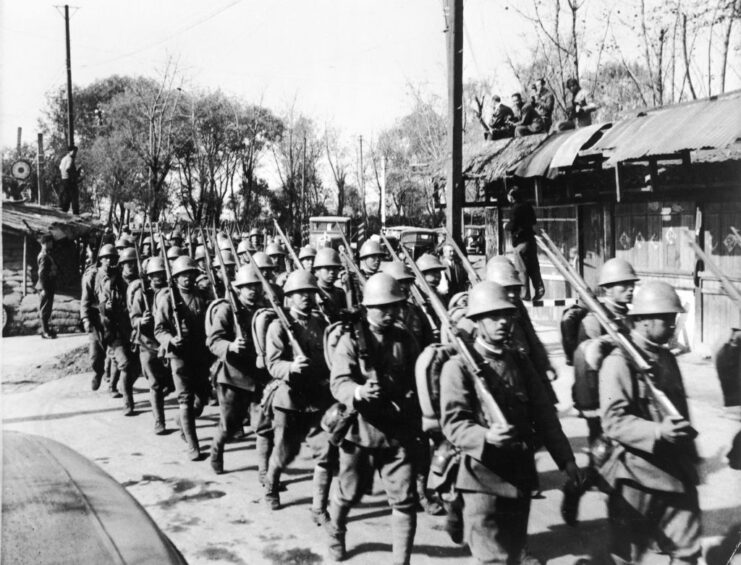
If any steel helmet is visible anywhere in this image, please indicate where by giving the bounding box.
[98,244,117,259]
[416,253,445,273]
[362,273,406,307]
[218,250,237,266]
[248,228,262,238]
[284,270,319,294]
[381,260,415,282]
[313,248,342,269]
[485,258,521,287]
[194,245,207,260]
[146,257,166,275]
[118,247,138,264]
[166,245,184,260]
[168,230,183,242]
[237,239,252,254]
[265,242,285,257]
[359,239,384,258]
[598,258,639,286]
[629,281,685,316]
[466,282,517,319]
[171,256,200,277]
[142,236,152,246]
[251,251,275,270]
[217,236,231,251]
[299,245,317,260]
[115,237,131,249]
[233,264,261,287]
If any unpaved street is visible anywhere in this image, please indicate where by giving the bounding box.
[2,326,740,565]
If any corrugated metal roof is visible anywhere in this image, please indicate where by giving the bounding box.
[590,90,741,164]
[549,123,611,169]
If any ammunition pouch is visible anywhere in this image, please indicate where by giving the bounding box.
[320,401,357,446]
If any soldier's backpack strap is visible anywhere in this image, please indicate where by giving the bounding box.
[252,307,277,370]
[560,303,590,366]
[205,298,228,335]
[415,343,457,433]
[323,321,348,371]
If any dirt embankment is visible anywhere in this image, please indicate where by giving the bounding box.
[3,344,89,393]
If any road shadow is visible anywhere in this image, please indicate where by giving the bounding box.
[3,405,127,424]
[345,541,470,560]
[528,517,610,563]
[348,508,392,523]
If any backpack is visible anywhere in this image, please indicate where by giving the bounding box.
[415,343,457,433]
[252,307,277,369]
[560,303,589,365]
[323,321,347,371]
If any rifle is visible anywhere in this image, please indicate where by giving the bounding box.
[132,231,149,312]
[207,228,243,339]
[158,231,182,339]
[686,231,741,311]
[273,219,302,270]
[535,229,697,434]
[240,245,305,356]
[335,223,357,264]
[196,225,218,296]
[379,233,440,337]
[186,225,194,258]
[443,227,481,284]
[399,243,509,427]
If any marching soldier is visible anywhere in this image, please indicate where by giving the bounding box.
[248,228,264,252]
[166,245,184,268]
[206,263,264,474]
[313,248,346,323]
[266,242,289,287]
[262,271,332,512]
[440,281,581,565]
[382,260,436,348]
[98,247,138,415]
[486,257,559,404]
[562,258,639,524]
[326,273,420,565]
[213,250,237,299]
[252,252,284,300]
[358,240,385,279]
[114,235,133,252]
[599,281,701,565]
[128,256,170,434]
[36,234,58,339]
[154,255,210,460]
[299,245,317,270]
[81,243,115,391]
[416,253,448,307]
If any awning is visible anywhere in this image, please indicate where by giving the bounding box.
[588,90,741,165]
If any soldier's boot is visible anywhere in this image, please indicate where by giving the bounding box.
[391,509,416,565]
[416,475,444,516]
[326,501,350,561]
[443,494,464,545]
[560,475,586,526]
[256,434,272,487]
[210,427,225,475]
[150,389,166,435]
[173,412,186,443]
[122,371,135,416]
[310,465,331,526]
[263,464,281,511]
[179,404,200,461]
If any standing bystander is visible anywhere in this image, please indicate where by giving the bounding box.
[59,145,79,215]
[36,234,58,339]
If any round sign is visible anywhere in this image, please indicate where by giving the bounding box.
[11,160,32,180]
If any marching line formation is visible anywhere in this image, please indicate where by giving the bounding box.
[61,220,722,565]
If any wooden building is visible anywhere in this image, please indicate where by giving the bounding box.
[2,202,101,335]
[460,90,741,349]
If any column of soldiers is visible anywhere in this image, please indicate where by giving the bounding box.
[78,225,705,565]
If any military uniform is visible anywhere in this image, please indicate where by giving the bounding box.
[154,277,210,458]
[317,283,346,323]
[80,265,106,388]
[509,301,558,404]
[599,331,701,564]
[329,321,420,565]
[36,246,58,337]
[205,298,260,472]
[127,277,170,431]
[262,307,331,507]
[440,341,576,564]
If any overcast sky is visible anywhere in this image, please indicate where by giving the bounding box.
[0,0,539,148]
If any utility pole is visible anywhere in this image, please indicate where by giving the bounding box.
[37,134,45,205]
[380,156,387,231]
[301,134,306,239]
[445,0,463,245]
[64,5,75,148]
[358,135,366,219]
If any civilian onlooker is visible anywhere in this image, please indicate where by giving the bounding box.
[37,234,58,339]
[505,186,545,301]
[59,145,79,215]
[486,94,515,140]
[558,78,598,131]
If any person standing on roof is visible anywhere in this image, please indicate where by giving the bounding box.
[59,145,79,215]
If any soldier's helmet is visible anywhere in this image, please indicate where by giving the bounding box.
[248,228,262,238]
[142,236,152,246]
[265,242,285,257]
[284,271,319,294]
[629,281,685,316]
[362,273,406,307]
[98,244,117,259]
[115,237,131,249]
[416,253,445,273]
[146,257,166,275]
[466,282,517,319]
[359,239,384,259]
[171,256,200,277]
[313,248,342,269]
[166,246,184,260]
[194,245,207,261]
[485,257,521,287]
[237,240,252,254]
[118,248,138,264]
[381,260,415,282]
[218,250,237,266]
[299,245,317,260]
[251,252,275,270]
[598,258,639,287]
[233,264,261,287]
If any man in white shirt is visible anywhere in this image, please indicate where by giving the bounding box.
[59,145,79,214]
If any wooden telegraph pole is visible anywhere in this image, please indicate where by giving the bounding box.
[64,4,75,148]
[445,0,463,245]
